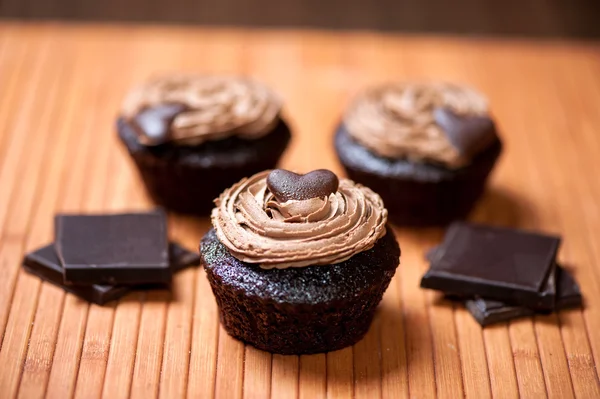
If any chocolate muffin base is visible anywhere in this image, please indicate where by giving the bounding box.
[200,228,400,355]
[118,118,291,215]
[334,124,502,226]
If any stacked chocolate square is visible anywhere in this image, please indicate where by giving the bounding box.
[421,222,583,326]
[22,210,200,305]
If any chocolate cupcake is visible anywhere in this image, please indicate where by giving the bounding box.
[118,74,291,215]
[335,82,502,226]
[201,169,400,354]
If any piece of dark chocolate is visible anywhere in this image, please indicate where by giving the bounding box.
[464,266,582,326]
[433,107,497,159]
[56,211,170,285]
[427,244,557,308]
[555,266,583,309]
[420,222,560,310]
[168,242,201,273]
[23,242,200,305]
[465,298,534,326]
[267,169,339,202]
[133,103,188,146]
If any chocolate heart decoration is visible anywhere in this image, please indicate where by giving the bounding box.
[434,107,497,158]
[132,103,188,146]
[267,169,339,202]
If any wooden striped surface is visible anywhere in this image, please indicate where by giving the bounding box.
[0,22,599,399]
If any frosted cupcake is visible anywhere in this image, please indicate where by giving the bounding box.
[335,82,502,226]
[118,74,291,214]
[201,169,400,354]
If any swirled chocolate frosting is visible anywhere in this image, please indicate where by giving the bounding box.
[211,170,388,269]
[121,74,282,146]
[343,82,496,168]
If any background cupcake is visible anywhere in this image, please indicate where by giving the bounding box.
[335,82,502,226]
[118,74,291,215]
[201,169,400,354]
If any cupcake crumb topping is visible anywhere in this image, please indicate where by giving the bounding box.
[211,170,388,269]
[121,74,282,146]
[343,82,496,168]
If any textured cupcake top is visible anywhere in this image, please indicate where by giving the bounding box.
[343,82,497,168]
[211,169,388,269]
[121,74,282,146]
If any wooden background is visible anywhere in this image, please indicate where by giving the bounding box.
[0,22,599,399]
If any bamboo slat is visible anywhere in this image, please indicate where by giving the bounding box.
[0,22,599,399]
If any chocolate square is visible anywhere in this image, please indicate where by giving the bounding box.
[421,222,560,310]
[555,266,583,309]
[55,211,170,285]
[465,298,534,326]
[23,242,200,305]
[464,266,582,326]
[427,244,557,304]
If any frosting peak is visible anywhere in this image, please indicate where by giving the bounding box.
[267,196,331,223]
[343,82,494,168]
[122,74,282,146]
[211,170,388,269]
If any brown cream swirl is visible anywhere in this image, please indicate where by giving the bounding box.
[343,82,489,168]
[122,74,281,145]
[211,171,388,269]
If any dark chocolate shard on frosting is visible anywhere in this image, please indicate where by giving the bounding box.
[267,169,339,202]
[132,103,188,146]
[434,107,497,159]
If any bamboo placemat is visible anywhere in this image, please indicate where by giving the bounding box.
[0,22,599,399]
